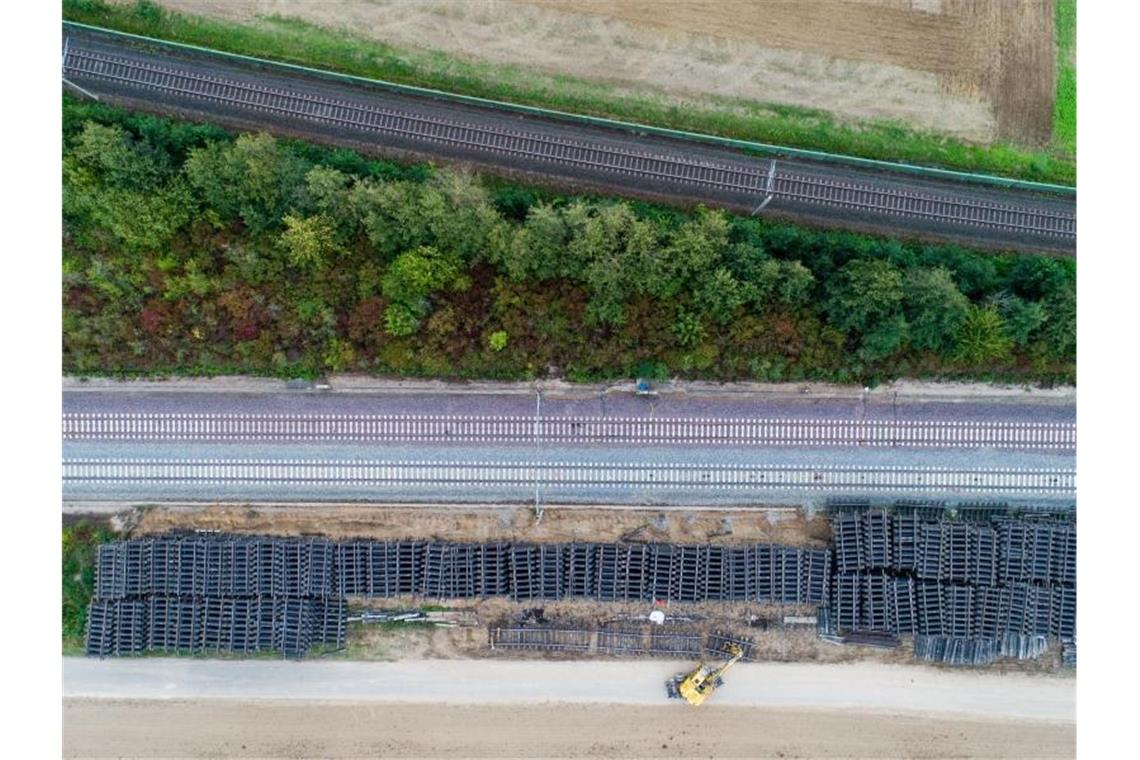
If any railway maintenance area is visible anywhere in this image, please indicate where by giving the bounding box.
[69,381,1076,676]
[82,504,1075,671]
[52,3,1084,756]
[61,24,1075,254]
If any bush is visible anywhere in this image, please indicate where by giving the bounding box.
[488,330,509,352]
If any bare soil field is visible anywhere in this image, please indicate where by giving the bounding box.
[64,699,1075,758]
[138,0,1056,145]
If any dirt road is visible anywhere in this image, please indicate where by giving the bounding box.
[63,658,1074,721]
[64,657,1074,757]
[64,699,1076,759]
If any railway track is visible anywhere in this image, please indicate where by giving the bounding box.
[63,44,1075,240]
[62,459,1075,496]
[61,412,1075,451]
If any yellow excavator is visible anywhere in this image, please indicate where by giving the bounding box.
[666,643,744,706]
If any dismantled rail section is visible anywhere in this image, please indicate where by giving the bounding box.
[62,42,1075,243]
[490,625,755,659]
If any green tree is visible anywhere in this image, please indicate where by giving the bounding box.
[902,267,970,352]
[774,261,816,307]
[63,121,192,251]
[502,202,571,281]
[299,165,354,239]
[184,132,309,233]
[424,170,506,262]
[564,202,651,324]
[992,294,1047,347]
[825,259,905,334]
[918,245,997,297]
[651,207,730,298]
[382,245,466,304]
[380,245,468,333]
[384,302,420,337]
[858,313,908,362]
[1006,256,1070,300]
[695,267,744,325]
[278,213,339,270]
[672,309,704,348]
[956,305,1013,364]
[322,337,357,371]
[1040,288,1076,360]
[67,121,170,190]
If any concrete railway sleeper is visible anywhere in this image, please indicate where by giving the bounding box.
[61,412,1076,451]
[63,45,1074,240]
[62,459,1076,495]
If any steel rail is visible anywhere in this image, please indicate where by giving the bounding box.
[64,47,1075,239]
[61,412,1076,450]
[62,459,1076,495]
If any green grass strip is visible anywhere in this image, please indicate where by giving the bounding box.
[1053,0,1077,156]
[63,0,1075,188]
[63,521,119,652]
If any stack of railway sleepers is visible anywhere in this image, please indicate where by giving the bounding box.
[833,513,863,574]
[861,572,891,631]
[999,633,1048,660]
[914,635,996,666]
[86,534,349,658]
[824,508,1076,665]
[890,577,917,635]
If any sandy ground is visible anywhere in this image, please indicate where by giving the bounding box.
[125,503,832,546]
[135,0,1054,144]
[64,699,1076,759]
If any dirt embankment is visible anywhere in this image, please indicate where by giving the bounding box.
[129,503,833,546]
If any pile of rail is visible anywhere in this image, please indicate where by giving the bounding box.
[826,508,1075,662]
[90,535,832,605]
[86,534,829,657]
[86,535,347,657]
[357,541,832,604]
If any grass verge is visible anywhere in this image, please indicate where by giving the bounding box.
[1053,0,1077,156]
[64,0,1075,186]
[63,520,119,653]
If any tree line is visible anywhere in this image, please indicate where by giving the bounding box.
[62,98,1076,384]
